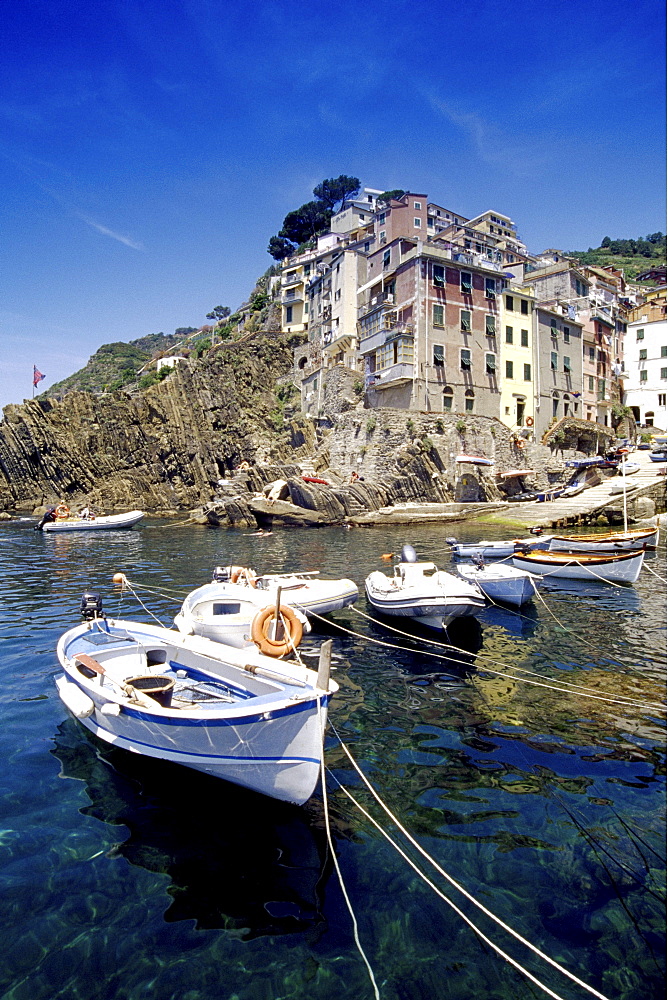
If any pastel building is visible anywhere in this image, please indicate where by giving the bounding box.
[534,306,584,438]
[498,285,536,431]
[624,290,668,430]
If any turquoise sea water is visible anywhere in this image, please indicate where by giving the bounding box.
[0,517,665,1000]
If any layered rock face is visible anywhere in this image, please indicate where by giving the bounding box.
[0,334,304,512]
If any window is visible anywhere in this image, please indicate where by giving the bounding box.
[636,329,644,340]
[486,353,496,374]
[520,329,529,347]
[589,347,595,360]
[433,264,445,287]
[433,304,444,327]
[505,326,513,344]
[383,249,391,268]
[639,349,647,360]
[414,201,422,210]
[520,299,529,315]
[427,216,435,228]
[485,314,496,335]
[563,326,570,343]
[460,310,471,332]
[465,390,474,412]
[524,363,531,381]
[505,360,514,379]
[443,386,453,410]
[286,305,293,323]
[461,271,472,294]
[414,218,422,228]
[506,295,514,310]
[433,344,445,367]
[460,349,471,370]
[588,375,595,391]
[563,357,571,373]
[640,370,648,382]
[550,318,557,333]
[551,352,558,371]
[598,379,606,399]
[662,368,668,380]
[379,230,386,244]
[485,278,496,298]
[661,346,667,358]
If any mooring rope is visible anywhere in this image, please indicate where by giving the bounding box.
[328,728,612,1000]
[318,704,380,1000]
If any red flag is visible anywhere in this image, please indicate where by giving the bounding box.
[33,366,45,387]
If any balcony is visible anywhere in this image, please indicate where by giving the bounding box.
[282,291,304,305]
[282,271,303,288]
[359,326,414,356]
[365,363,414,390]
[324,332,356,355]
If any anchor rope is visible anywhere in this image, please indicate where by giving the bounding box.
[328,728,612,1000]
[317,704,380,999]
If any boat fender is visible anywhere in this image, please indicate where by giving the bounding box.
[59,680,95,719]
[251,605,303,657]
[400,543,418,563]
[100,702,121,717]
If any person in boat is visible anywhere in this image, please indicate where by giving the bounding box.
[78,506,94,520]
[35,506,57,529]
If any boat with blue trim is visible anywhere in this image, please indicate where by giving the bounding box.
[55,595,337,804]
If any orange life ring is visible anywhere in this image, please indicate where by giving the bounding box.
[55,504,71,519]
[251,604,303,657]
[516,439,526,450]
[525,416,534,427]
[230,566,257,587]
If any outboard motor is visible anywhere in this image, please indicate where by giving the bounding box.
[529,526,543,536]
[212,565,231,582]
[400,543,418,563]
[80,592,103,621]
[35,507,57,530]
[444,537,457,547]
[472,553,486,570]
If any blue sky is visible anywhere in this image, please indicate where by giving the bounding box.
[0,0,664,411]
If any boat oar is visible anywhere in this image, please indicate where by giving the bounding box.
[72,653,160,709]
[243,662,307,687]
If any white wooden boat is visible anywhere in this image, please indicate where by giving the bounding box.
[548,526,659,553]
[365,544,485,630]
[445,535,552,559]
[55,606,337,804]
[511,548,645,584]
[39,509,144,532]
[234,566,358,615]
[175,576,311,652]
[456,562,541,607]
[617,463,640,476]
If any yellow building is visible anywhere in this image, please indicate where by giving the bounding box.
[498,284,536,430]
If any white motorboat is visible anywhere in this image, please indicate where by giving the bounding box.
[445,534,552,560]
[548,526,659,553]
[38,508,144,532]
[511,548,645,584]
[365,544,485,630]
[56,597,337,804]
[175,565,357,649]
[456,561,541,607]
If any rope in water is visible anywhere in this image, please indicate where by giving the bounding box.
[323,606,665,714]
[328,726,612,1000]
[318,704,380,1000]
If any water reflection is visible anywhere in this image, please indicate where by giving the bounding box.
[51,721,333,938]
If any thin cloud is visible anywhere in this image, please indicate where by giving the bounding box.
[426,93,548,178]
[76,214,145,250]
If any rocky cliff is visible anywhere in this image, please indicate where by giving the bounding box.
[0,332,309,512]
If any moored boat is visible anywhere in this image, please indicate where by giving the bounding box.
[56,599,337,804]
[365,544,485,630]
[175,565,357,648]
[38,508,144,532]
[446,535,552,560]
[456,561,541,607]
[511,548,645,584]
[548,526,659,553]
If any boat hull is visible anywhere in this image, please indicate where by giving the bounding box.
[456,565,540,607]
[548,528,658,553]
[511,549,644,584]
[43,511,144,532]
[448,537,551,560]
[364,568,485,629]
[56,619,335,804]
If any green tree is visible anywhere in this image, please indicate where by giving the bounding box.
[378,189,405,203]
[267,236,295,261]
[206,305,231,323]
[313,175,360,212]
[279,200,332,245]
